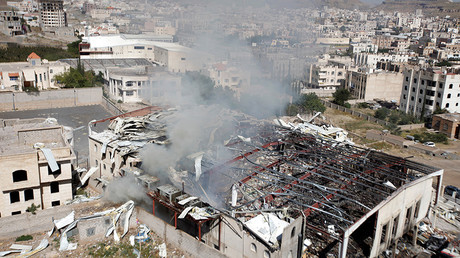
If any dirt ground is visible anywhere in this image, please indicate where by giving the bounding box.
[322,108,460,188]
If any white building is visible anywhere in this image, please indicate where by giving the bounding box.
[104,66,181,103]
[400,67,460,118]
[0,52,69,91]
[354,53,409,69]
[351,42,378,54]
[79,34,173,61]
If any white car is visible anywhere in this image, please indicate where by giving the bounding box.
[423,141,435,147]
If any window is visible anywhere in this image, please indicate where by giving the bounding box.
[264,250,270,258]
[381,223,388,244]
[134,46,145,50]
[449,84,453,89]
[412,87,415,92]
[50,182,59,193]
[421,80,425,85]
[446,103,450,108]
[405,77,408,82]
[126,91,134,96]
[50,69,53,73]
[95,160,98,166]
[419,89,423,94]
[448,93,451,98]
[51,200,60,206]
[12,170,27,182]
[10,191,20,203]
[438,93,441,98]
[250,243,257,252]
[411,96,414,101]
[24,189,34,201]
[418,98,422,103]
[103,164,106,170]
[403,94,406,99]
[10,76,18,81]
[413,78,417,83]
[439,83,443,88]
[291,227,296,238]
[12,211,21,215]
[181,57,186,60]
[392,216,399,238]
[414,200,421,219]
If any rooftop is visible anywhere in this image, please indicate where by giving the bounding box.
[0,118,67,156]
[434,112,460,122]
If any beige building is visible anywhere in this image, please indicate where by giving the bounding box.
[345,70,404,102]
[0,118,75,217]
[38,0,66,28]
[432,113,460,139]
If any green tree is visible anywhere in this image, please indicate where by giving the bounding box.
[374,108,390,120]
[54,67,99,88]
[332,88,351,106]
[299,93,326,114]
[67,40,82,57]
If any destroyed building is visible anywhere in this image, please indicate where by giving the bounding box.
[0,118,75,217]
[145,123,443,258]
[85,107,444,257]
[86,106,167,190]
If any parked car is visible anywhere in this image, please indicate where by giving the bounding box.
[444,185,460,198]
[423,141,436,147]
[406,135,415,141]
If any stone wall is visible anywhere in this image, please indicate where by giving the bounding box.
[0,87,102,111]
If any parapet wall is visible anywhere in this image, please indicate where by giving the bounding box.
[0,87,103,111]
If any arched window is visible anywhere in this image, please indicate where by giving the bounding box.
[250,243,257,253]
[291,227,296,238]
[12,170,27,182]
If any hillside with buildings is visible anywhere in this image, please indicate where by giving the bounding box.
[379,0,460,17]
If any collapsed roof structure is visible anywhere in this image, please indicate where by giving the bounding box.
[86,107,444,257]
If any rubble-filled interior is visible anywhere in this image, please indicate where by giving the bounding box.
[194,123,441,256]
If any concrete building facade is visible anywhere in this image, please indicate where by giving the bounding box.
[0,118,74,217]
[345,70,404,102]
[432,113,460,139]
[38,0,66,28]
[0,10,23,36]
[400,68,460,118]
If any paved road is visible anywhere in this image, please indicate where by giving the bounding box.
[0,105,113,166]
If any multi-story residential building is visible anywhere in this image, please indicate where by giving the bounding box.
[0,118,74,217]
[354,53,409,69]
[350,42,378,54]
[0,52,69,91]
[306,63,348,90]
[373,35,393,49]
[104,66,181,103]
[207,62,250,98]
[345,69,404,102]
[0,9,23,36]
[38,0,66,28]
[400,67,460,118]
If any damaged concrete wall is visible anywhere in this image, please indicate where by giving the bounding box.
[77,208,137,243]
[0,203,77,239]
[0,88,102,111]
[370,177,434,257]
[136,207,227,258]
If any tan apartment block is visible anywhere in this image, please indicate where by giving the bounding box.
[0,118,74,217]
